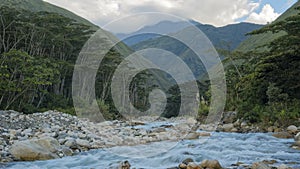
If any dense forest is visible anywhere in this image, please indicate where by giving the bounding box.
[222,7,300,126]
[0,6,95,114]
[0,2,299,126]
[0,6,178,120]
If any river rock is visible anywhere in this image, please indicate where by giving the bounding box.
[200,159,222,169]
[272,132,293,139]
[231,128,238,132]
[187,162,201,169]
[182,158,194,164]
[267,126,275,132]
[252,162,271,169]
[222,111,237,123]
[292,132,300,150]
[277,164,292,169]
[119,160,131,169]
[152,127,166,133]
[240,121,248,128]
[64,138,76,148]
[10,137,60,161]
[179,163,187,169]
[222,123,234,132]
[75,139,90,148]
[287,125,298,134]
[178,158,194,169]
[185,132,200,140]
[198,132,211,137]
[61,147,73,156]
[295,132,300,142]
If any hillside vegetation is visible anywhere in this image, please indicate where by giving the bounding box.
[0,0,98,30]
[0,3,139,120]
[237,1,300,52]
[222,5,300,126]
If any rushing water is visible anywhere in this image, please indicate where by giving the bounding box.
[3,131,300,169]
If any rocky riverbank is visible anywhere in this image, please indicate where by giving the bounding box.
[0,110,204,163]
[0,110,299,166]
[118,158,296,169]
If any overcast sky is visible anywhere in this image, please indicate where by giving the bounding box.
[43,0,297,33]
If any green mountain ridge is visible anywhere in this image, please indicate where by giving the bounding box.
[0,0,99,30]
[131,22,263,79]
[237,1,300,52]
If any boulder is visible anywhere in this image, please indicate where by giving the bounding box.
[240,121,248,128]
[182,158,194,164]
[152,127,166,133]
[222,123,234,132]
[272,132,293,139]
[292,133,300,150]
[287,125,298,134]
[187,162,201,169]
[252,162,271,169]
[185,132,200,140]
[294,132,300,142]
[200,159,222,169]
[119,160,131,169]
[198,132,211,137]
[34,137,60,153]
[267,126,275,132]
[231,128,238,132]
[277,164,292,169]
[61,147,73,156]
[222,111,237,123]
[75,139,91,148]
[179,163,187,169]
[9,137,60,161]
[64,138,76,148]
[179,158,194,169]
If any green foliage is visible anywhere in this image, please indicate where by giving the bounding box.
[198,102,210,119]
[0,0,99,30]
[0,4,151,120]
[237,1,300,52]
[224,8,300,126]
[0,6,94,114]
[97,100,113,120]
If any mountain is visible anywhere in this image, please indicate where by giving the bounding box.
[115,20,194,46]
[237,1,300,52]
[132,22,263,51]
[197,22,263,50]
[0,0,99,30]
[130,22,263,79]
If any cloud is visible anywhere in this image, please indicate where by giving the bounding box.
[44,0,260,33]
[246,4,280,24]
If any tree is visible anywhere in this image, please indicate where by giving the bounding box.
[224,8,300,125]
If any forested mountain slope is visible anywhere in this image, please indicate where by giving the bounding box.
[222,2,300,126]
[237,1,300,52]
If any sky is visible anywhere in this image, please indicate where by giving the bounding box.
[43,0,297,33]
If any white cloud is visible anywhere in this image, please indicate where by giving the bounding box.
[246,4,280,24]
[43,0,261,33]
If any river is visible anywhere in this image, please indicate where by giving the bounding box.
[4,130,300,169]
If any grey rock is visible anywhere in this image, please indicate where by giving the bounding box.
[252,162,271,169]
[61,147,73,156]
[222,123,234,132]
[75,139,90,148]
[287,125,298,134]
[9,137,60,161]
[64,139,76,148]
[295,132,300,142]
